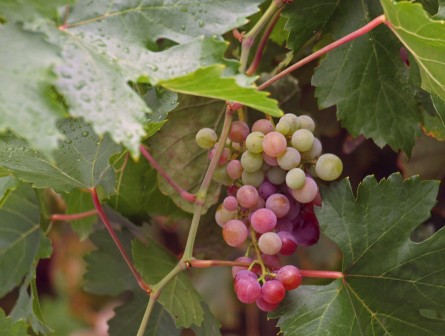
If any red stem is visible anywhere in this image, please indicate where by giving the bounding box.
[50,210,97,222]
[90,188,151,293]
[139,145,196,203]
[189,259,343,279]
[58,5,70,30]
[246,8,283,76]
[258,14,386,91]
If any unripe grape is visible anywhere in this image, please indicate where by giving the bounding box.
[275,120,291,135]
[291,176,318,203]
[212,165,233,185]
[291,129,314,152]
[262,152,278,166]
[223,219,248,247]
[195,128,217,149]
[315,153,343,181]
[241,151,263,172]
[241,170,264,188]
[261,280,285,304]
[250,208,277,233]
[252,119,275,134]
[297,115,315,132]
[277,147,301,170]
[285,168,306,190]
[258,232,282,255]
[236,185,259,209]
[279,114,300,133]
[262,132,287,157]
[246,132,264,153]
[227,160,243,180]
[276,265,302,290]
[229,121,250,143]
[267,167,286,185]
[301,137,322,160]
[215,204,237,227]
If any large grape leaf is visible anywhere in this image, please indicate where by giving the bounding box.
[62,189,97,240]
[0,184,44,298]
[149,95,224,214]
[381,0,445,101]
[272,174,445,335]
[0,309,27,336]
[0,119,121,195]
[0,0,72,22]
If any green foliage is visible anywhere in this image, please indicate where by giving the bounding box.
[0,309,27,336]
[62,189,97,240]
[272,174,444,335]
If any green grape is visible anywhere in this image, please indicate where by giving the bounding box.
[213,165,233,185]
[267,166,286,185]
[279,114,300,133]
[315,153,343,181]
[297,115,315,132]
[285,168,306,190]
[301,137,322,161]
[195,128,217,149]
[275,120,291,135]
[291,129,314,152]
[242,170,265,188]
[246,132,265,153]
[277,147,301,170]
[241,151,263,172]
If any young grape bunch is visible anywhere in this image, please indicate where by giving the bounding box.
[195,114,344,311]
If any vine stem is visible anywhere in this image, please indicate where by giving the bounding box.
[50,209,97,222]
[89,188,151,293]
[140,145,196,203]
[136,292,159,336]
[258,14,386,90]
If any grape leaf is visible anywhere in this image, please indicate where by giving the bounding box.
[149,95,224,214]
[0,184,44,298]
[0,119,121,195]
[0,309,27,336]
[431,94,445,126]
[307,1,421,154]
[0,23,64,159]
[133,240,204,328]
[0,176,16,205]
[272,174,445,335]
[0,0,73,22]
[382,0,445,101]
[62,189,97,240]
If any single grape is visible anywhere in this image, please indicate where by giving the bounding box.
[261,254,281,271]
[240,151,263,173]
[276,265,302,290]
[261,280,286,304]
[277,147,301,170]
[241,170,264,188]
[231,257,253,278]
[234,275,261,304]
[267,167,287,185]
[297,115,315,132]
[246,132,265,153]
[215,204,237,227]
[195,128,217,149]
[229,120,250,143]
[301,137,322,160]
[285,168,306,190]
[236,185,259,209]
[275,120,291,135]
[222,219,248,247]
[256,296,279,312]
[250,208,277,233]
[262,132,287,157]
[277,231,298,255]
[208,146,231,165]
[223,196,238,211]
[279,114,300,133]
[265,193,290,218]
[291,176,318,203]
[234,270,258,281]
[315,153,343,181]
[292,208,320,246]
[252,119,275,134]
[291,129,314,152]
[252,197,266,211]
[258,232,282,255]
[258,181,278,200]
[262,152,278,166]
[227,160,243,180]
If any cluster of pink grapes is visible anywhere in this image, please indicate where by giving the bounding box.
[195,114,343,311]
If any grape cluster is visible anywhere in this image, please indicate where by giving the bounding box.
[196,114,343,311]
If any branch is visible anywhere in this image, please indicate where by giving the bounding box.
[258,14,386,90]
[140,145,196,203]
[90,188,151,293]
[50,209,97,222]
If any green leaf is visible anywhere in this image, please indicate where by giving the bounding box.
[191,303,222,336]
[144,88,179,123]
[0,309,28,336]
[431,94,445,126]
[148,95,224,214]
[0,184,44,298]
[0,176,16,205]
[0,23,64,159]
[273,174,445,335]
[310,1,420,153]
[0,0,73,22]
[62,189,97,240]
[133,240,204,328]
[0,119,121,195]
[108,294,180,336]
[160,66,282,117]
[382,0,445,101]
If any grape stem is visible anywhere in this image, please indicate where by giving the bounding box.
[140,145,197,203]
[258,14,386,90]
[50,209,97,222]
[89,188,151,293]
[249,227,268,277]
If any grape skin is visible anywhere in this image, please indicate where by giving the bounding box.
[262,132,287,157]
[229,120,250,143]
[252,119,275,134]
[258,232,282,255]
[241,151,263,173]
[315,153,343,181]
[222,219,248,247]
[241,170,264,188]
[291,176,318,203]
[234,275,261,304]
[227,160,243,180]
[246,132,265,153]
[261,280,285,304]
[265,193,290,218]
[195,128,217,149]
[277,147,301,170]
[286,168,306,190]
[276,265,302,290]
[250,208,277,233]
[291,129,314,152]
[236,185,259,209]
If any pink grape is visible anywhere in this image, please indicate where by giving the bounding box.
[258,232,282,255]
[250,208,277,233]
[232,257,254,278]
[277,231,298,255]
[256,296,279,312]
[236,185,259,209]
[223,196,238,211]
[291,176,318,203]
[266,193,290,218]
[252,119,275,134]
[215,204,237,227]
[234,276,261,304]
[234,270,258,281]
[262,132,287,157]
[276,218,293,233]
[262,152,278,166]
[276,265,302,291]
[261,280,286,304]
[208,146,231,165]
[222,220,248,247]
[261,254,281,271]
[227,160,243,180]
[229,120,250,143]
[252,197,266,211]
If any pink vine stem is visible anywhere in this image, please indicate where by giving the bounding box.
[258,14,386,91]
[139,145,197,203]
[50,209,97,222]
[90,188,151,293]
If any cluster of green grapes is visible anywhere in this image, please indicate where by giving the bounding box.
[195,114,343,311]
